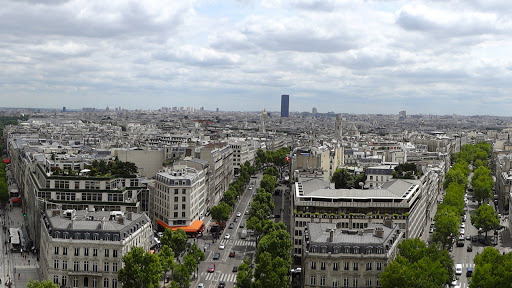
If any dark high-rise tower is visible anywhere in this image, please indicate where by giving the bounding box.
[281,94,289,117]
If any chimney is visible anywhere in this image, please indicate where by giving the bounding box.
[329,229,334,242]
[117,216,124,224]
[127,212,133,221]
[374,227,384,238]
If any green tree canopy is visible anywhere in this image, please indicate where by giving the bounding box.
[118,247,163,288]
[260,174,278,194]
[471,204,500,240]
[27,280,59,288]
[471,247,512,288]
[160,228,188,258]
[236,258,254,288]
[210,201,231,223]
[433,205,460,249]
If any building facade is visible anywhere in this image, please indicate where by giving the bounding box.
[281,94,290,117]
[40,209,152,288]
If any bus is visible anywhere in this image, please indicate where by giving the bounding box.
[9,228,21,252]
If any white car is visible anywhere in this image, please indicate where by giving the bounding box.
[225,233,231,239]
[460,228,465,235]
[219,244,225,250]
[455,264,462,275]
[198,284,204,288]
[460,223,465,229]
[236,212,241,217]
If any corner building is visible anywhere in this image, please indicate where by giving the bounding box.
[40,209,152,288]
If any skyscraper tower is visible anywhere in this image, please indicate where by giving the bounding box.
[335,114,343,140]
[281,95,289,117]
[260,109,268,133]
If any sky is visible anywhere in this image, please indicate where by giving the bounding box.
[2,0,512,115]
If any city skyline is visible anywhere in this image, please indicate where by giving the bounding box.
[2,1,512,115]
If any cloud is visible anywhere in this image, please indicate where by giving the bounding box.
[153,45,240,67]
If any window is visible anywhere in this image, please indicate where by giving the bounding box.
[113,262,118,272]
[366,278,372,287]
[63,247,68,255]
[353,263,358,271]
[92,278,98,288]
[113,250,118,258]
[84,261,89,271]
[54,260,59,269]
[73,277,78,288]
[182,204,186,209]
[74,248,80,256]
[333,280,339,288]
[93,233,99,240]
[366,262,372,271]
[353,278,358,288]
[377,262,382,271]
[174,212,178,218]
[333,262,339,271]
[62,276,67,287]
[174,197,178,202]
[310,276,316,286]
[377,277,381,287]
[321,262,326,270]
[105,249,109,257]
[104,262,109,272]
[103,278,109,288]
[320,276,326,286]
[174,189,179,195]
[63,261,68,270]
[182,212,185,217]
[53,275,59,284]
[73,261,80,271]
[84,248,89,256]
[344,262,349,271]
[112,279,118,288]
[182,196,186,202]
[93,262,98,272]
[343,278,349,287]
[93,249,98,257]
[310,261,317,270]
[54,247,59,255]
[182,188,186,194]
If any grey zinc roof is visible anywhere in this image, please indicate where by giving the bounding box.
[308,223,395,246]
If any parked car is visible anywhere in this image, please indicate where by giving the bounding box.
[213,253,220,260]
[208,263,216,273]
[466,235,471,241]
[232,266,238,272]
[467,267,474,277]
[455,264,462,275]
[225,233,231,239]
[229,251,236,257]
[234,217,239,223]
[229,223,234,229]
[240,223,245,228]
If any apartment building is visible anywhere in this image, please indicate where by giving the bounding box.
[291,173,438,264]
[229,140,255,175]
[302,222,403,288]
[365,165,395,188]
[199,142,233,209]
[40,209,152,288]
[151,165,206,227]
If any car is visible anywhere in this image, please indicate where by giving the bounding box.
[229,251,235,257]
[213,253,220,260]
[232,266,238,272]
[429,227,434,233]
[229,223,234,229]
[208,263,216,273]
[456,240,464,247]
[198,283,205,288]
[467,244,473,252]
[460,228,465,235]
[240,223,245,228]
[460,223,465,229]
[219,244,225,250]
[448,245,453,252]
[245,210,249,215]
[467,267,474,277]
[455,264,462,275]
[249,186,253,190]
[234,217,239,223]
[225,233,231,239]
[466,235,471,241]
[451,278,457,286]
[236,212,242,217]
[218,281,226,288]
[472,236,478,242]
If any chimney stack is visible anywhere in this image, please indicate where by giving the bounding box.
[329,229,334,242]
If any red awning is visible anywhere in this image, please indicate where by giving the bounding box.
[11,198,22,203]
[3,159,10,164]
[156,219,204,233]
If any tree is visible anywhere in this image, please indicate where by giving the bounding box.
[171,264,191,288]
[247,216,273,245]
[118,247,163,288]
[184,243,205,279]
[380,239,452,288]
[159,245,175,280]
[237,258,254,288]
[253,252,290,288]
[211,201,231,224]
[257,229,292,262]
[471,247,512,288]
[27,280,59,288]
[393,163,421,179]
[260,174,277,194]
[471,204,500,240]
[433,206,459,249]
[472,167,494,203]
[263,167,279,177]
[331,168,354,189]
[160,229,188,258]
[444,169,467,189]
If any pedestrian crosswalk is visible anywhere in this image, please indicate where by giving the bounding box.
[220,239,256,247]
[461,263,475,268]
[201,272,238,283]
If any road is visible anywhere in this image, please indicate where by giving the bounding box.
[195,174,262,288]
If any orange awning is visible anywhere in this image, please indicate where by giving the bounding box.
[156,219,204,233]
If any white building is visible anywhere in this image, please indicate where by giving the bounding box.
[151,165,207,227]
[40,209,152,288]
